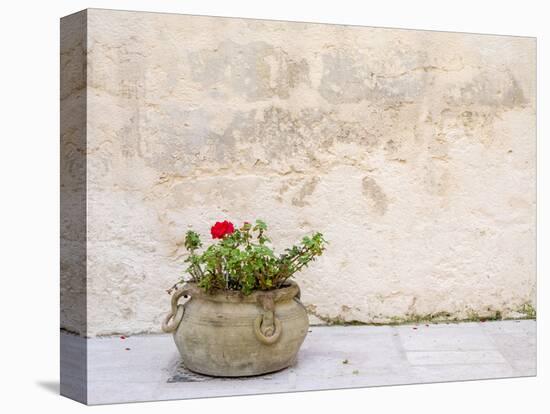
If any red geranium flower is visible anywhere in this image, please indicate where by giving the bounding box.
[210,220,235,239]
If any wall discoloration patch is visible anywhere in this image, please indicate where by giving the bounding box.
[455,70,527,109]
[189,40,310,100]
[319,48,432,105]
[292,177,321,207]
[134,105,381,176]
[362,177,389,215]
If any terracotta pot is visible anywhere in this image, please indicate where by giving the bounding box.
[161,281,309,377]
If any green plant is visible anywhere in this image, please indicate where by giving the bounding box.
[168,219,327,295]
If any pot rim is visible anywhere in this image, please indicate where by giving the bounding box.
[181,280,300,304]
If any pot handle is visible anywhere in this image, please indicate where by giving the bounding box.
[254,294,282,345]
[254,313,282,344]
[162,286,190,333]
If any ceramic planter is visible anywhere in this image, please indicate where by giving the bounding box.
[161,281,309,377]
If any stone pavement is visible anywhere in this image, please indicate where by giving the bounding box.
[63,320,536,405]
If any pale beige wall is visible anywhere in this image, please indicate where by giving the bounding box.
[74,9,535,336]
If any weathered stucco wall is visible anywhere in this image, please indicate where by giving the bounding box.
[68,9,536,335]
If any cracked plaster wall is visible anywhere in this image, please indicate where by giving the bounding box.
[62,9,536,336]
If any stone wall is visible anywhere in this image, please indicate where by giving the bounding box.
[62,9,536,336]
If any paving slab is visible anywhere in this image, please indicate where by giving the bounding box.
[60,320,536,404]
